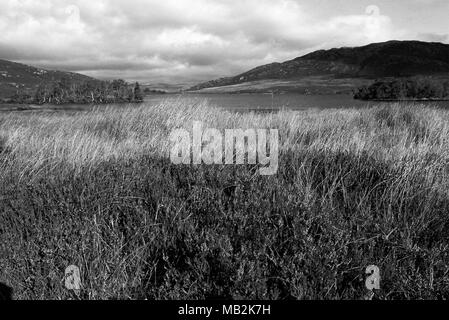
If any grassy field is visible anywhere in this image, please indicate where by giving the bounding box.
[0,99,448,300]
[190,76,371,94]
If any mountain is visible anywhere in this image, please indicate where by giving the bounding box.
[189,40,449,92]
[0,59,94,98]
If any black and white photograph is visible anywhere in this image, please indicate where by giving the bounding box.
[0,0,448,306]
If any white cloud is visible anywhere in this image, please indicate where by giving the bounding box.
[0,0,433,83]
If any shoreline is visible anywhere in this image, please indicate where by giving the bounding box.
[0,101,143,113]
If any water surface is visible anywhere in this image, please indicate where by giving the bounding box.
[145,93,449,111]
[2,93,449,113]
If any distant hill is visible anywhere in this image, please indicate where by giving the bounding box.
[189,40,449,92]
[0,59,93,98]
[141,82,191,93]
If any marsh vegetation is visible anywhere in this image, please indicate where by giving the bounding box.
[0,100,448,299]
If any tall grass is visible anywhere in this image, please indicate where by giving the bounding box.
[0,99,448,299]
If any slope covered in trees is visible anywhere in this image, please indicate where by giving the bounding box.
[0,59,144,104]
[0,59,93,98]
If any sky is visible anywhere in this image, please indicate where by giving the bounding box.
[0,0,448,84]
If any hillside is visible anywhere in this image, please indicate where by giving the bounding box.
[189,40,449,92]
[0,59,93,98]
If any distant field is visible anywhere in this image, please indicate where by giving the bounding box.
[0,99,448,299]
[191,76,372,94]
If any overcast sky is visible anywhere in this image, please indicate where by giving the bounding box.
[0,0,448,84]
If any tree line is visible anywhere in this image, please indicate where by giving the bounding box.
[354,77,449,100]
[6,78,144,104]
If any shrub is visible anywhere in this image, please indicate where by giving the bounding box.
[354,77,449,100]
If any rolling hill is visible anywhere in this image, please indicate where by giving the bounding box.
[0,59,94,98]
[189,40,449,93]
